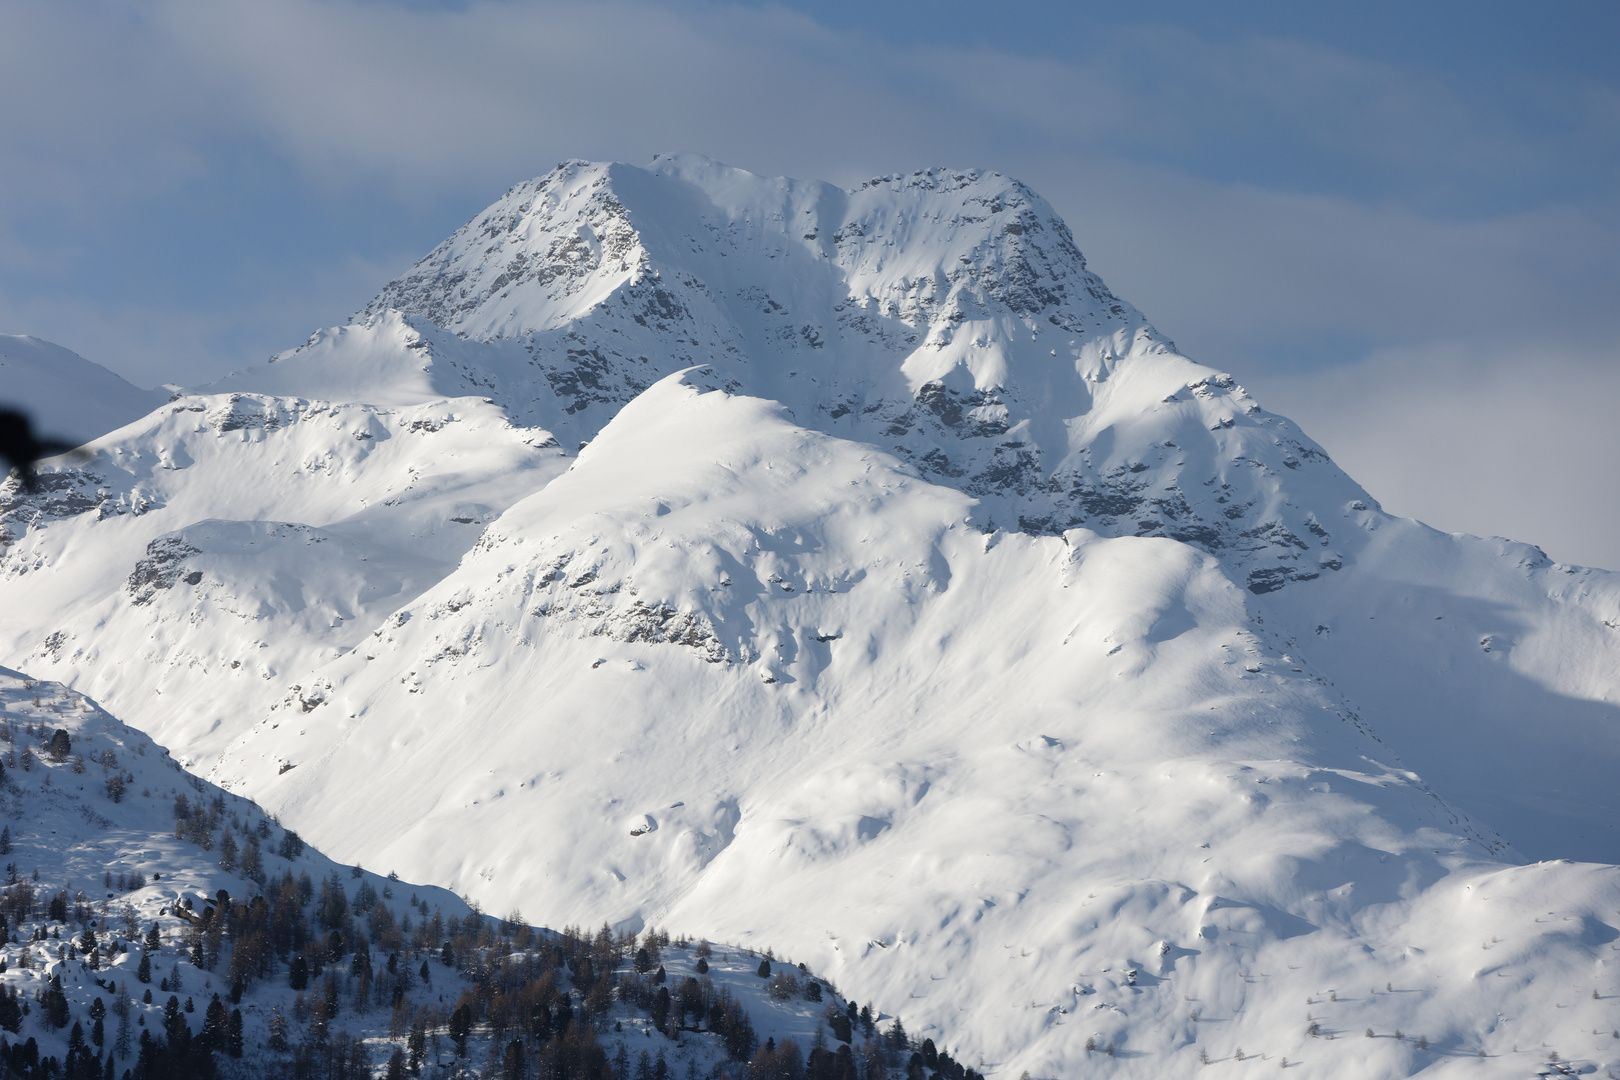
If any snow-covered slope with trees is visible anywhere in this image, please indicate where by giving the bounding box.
[0,665,897,1080]
[1,155,1618,1077]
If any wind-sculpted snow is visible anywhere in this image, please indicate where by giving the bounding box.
[2,157,1620,1076]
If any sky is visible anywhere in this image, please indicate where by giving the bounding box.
[1,0,1617,568]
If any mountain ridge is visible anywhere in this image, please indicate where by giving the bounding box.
[259,154,1374,600]
[1,155,1618,1077]
[0,334,170,449]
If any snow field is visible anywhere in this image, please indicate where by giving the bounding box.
[0,667,911,1078]
[1,155,1618,1077]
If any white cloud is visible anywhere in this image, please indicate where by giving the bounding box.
[1033,158,1620,361]
[11,0,1612,209]
[1,0,1616,567]
[1254,340,1620,572]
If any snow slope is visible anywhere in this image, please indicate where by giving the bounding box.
[0,382,569,762]
[1,156,1619,1076]
[0,662,481,1071]
[212,372,1620,1076]
[0,665,880,1078]
[0,335,169,449]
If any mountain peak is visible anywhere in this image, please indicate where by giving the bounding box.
[357,154,1150,354]
[346,157,1367,593]
[3,155,1620,1080]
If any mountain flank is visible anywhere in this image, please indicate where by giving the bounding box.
[1,155,1617,1077]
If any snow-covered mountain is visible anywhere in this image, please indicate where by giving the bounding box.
[0,335,170,449]
[0,663,479,1073]
[2,155,1619,1077]
[0,665,881,1079]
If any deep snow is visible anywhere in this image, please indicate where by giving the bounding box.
[1,155,1618,1076]
[0,665,888,1078]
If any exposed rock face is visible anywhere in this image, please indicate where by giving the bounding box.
[126,534,204,605]
[350,155,1367,593]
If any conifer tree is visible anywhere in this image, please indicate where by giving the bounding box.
[448,1000,473,1056]
[162,995,187,1049]
[267,1007,290,1052]
[0,985,21,1033]
[200,994,226,1051]
[408,1015,427,1072]
[653,986,672,1033]
[114,1010,131,1060]
[45,975,71,1028]
[502,1039,525,1080]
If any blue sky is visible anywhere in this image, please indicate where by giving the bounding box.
[1,0,1617,566]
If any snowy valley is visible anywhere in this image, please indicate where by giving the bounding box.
[1,155,1619,1078]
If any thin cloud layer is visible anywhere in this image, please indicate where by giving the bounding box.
[1,0,1615,566]
[1259,341,1620,572]
[10,1,1616,211]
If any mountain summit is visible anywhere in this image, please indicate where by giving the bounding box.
[345,155,1361,595]
[2,156,1619,1077]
